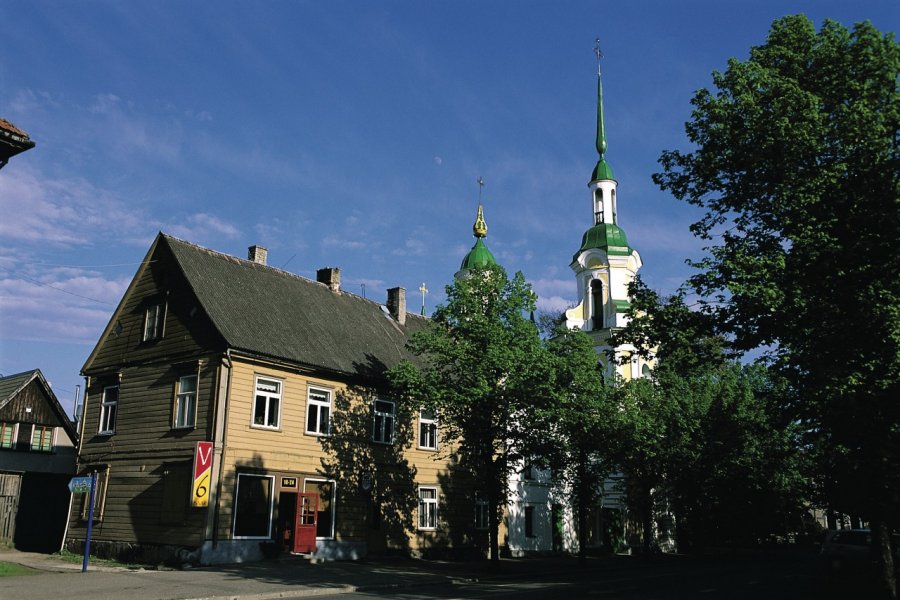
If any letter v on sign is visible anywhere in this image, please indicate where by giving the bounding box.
[192,441,214,507]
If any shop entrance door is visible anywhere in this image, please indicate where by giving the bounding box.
[293,492,318,553]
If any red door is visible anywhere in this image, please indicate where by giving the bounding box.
[293,492,318,553]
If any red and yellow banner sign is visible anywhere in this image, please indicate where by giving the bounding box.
[191,441,214,507]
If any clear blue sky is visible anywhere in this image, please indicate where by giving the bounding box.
[1,1,897,414]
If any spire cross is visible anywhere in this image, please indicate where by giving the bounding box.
[419,282,428,315]
[477,176,484,204]
[594,38,603,75]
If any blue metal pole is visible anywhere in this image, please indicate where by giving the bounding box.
[82,472,97,573]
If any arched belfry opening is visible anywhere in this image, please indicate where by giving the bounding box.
[590,279,605,330]
[594,189,604,224]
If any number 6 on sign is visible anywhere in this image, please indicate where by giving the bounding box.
[192,441,214,507]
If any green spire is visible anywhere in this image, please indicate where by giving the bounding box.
[592,39,614,182]
[596,62,607,157]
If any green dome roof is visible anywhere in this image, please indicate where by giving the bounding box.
[574,222,632,259]
[591,158,615,182]
[460,238,497,270]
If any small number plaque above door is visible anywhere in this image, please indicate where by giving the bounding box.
[282,477,298,488]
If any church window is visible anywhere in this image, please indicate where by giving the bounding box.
[525,505,536,537]
[591,280,605,330]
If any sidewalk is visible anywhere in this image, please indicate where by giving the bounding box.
[0,549,589,600]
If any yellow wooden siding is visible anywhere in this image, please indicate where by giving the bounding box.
[219,359,479,551]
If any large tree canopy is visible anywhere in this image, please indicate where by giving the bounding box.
[388,264,547,562]
[654,15,899,596]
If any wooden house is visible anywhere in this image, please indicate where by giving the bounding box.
[0,369,77,551]
[68,233,484,564]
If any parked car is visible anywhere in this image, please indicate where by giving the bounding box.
[821,529,900,574]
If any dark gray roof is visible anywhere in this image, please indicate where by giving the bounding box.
[163,234,428,379]
[0,370,37,403]
[0,369,78,440]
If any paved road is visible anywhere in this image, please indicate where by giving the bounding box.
[3,547,859,600]
[312,553,829,600]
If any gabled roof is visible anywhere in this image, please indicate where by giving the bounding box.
[0,369,78,442]
[162,234,427,378]
[0,370,36,403]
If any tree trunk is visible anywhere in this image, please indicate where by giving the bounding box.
[871,518,897,599]
[577,455,588,561]
[642,485,654,556]
[489,485,500,563]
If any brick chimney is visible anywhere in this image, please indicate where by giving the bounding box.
[317,267,341,293]
[387,287,406,325]
[248,245,268,265]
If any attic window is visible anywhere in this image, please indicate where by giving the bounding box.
[143,302,166,342]
[31,425,54,452]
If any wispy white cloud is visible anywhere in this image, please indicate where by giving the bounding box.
[392,237,427,257]
[322,235,367,250]
[0,270,129,345]
[530,277,576,308]
[89,92,121,114]
[166,213,241,244]
[537,295,575,313]
[0,164,241,251]
[185,109,213,122]
[626,216,704,255]
[0,165,146,247]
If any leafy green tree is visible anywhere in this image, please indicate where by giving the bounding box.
[614,376,671,554]
[653,15,899,595]
[663,364,807,551]
[388,264,546,562]
[539,325,618,559]
[614,288,808,552]
[613,277,725,376]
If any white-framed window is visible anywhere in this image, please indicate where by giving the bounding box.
[306,387,331,435]
[173,374,197,429]
[372,399,395,444]
[418,408,437,450]
[99,385,119,434]
[143,302,166,341]
[30,425,54,452]
[0,421,16,449]
[232,473,275,539]
[475,495,489,530]
[418,486,438,530]
[252,377,281,429]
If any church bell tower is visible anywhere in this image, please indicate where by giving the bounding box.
[564,41,647,380]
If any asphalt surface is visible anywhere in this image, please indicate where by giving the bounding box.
[0,547,839,600]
